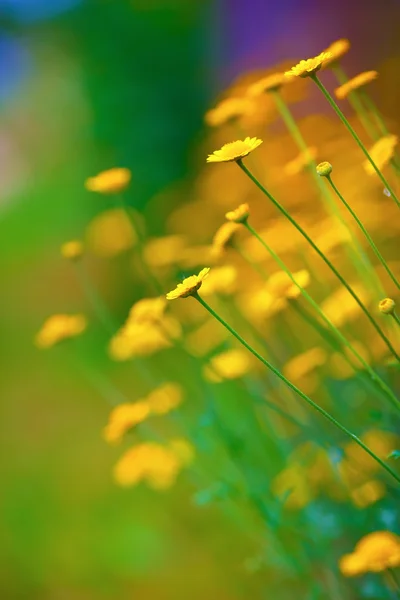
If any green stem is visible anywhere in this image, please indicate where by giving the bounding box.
[391,312,400,328]
[325,174,400,291]
[243,221,400,411]
[311,73,400,210]
[194,293,400,485]
[237,160,400,363]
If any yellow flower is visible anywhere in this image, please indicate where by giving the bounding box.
[211,222,241,257]
[285,52,332,78]
[316,161,333,177]
[103,401,150,444]
[85,168,131,194]
[35,314,87,349]
[246,73,287,96]
[108,321,172,360]
[267,269,310,300]
[379,297,396,315]
[225,203,250,224]
[166,267,210,300]
[146,383,183,415]
[143,235,187,268]
[204,348,252,382]
[350,480,385,509]
[284,148,317,176]
[113,440,194,489]
[272,465,314,510]
[364,135,398,174]
[85,209,137,257]
[206,137,263,163]
[60,240,84,261]
[128,296,167,323]
[324,38,351,66]
[185,317,229,358]
[355,531,400,572]
[339,553,367,577]
[204,97,254,127]
[334,70,378,99]
[321,284,369,327]
[200,265,237,297]
[283,347,327,381]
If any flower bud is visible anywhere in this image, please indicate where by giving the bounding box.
[316,161,333,177]
[379,297,396,315]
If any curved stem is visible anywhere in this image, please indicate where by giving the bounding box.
[326,174,400,291]
[311,74,400,210]
[193,293,400,485]
[243,221,400,412]
[237,160,400,363]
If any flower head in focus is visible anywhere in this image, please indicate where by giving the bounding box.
[205,97,254,127]
[207,137,263,163]
[323,39,351,66]
[166,268,210,300]
[364,135,398,174]
[285,52,332,78]
[35,314,87,349]
[316,161,333,177]
[61,240,84,261]
[85,168,131,194]
[225,203,250,224]
[246,73,287,96]
[379,297,396,315]
[335,71,378,99]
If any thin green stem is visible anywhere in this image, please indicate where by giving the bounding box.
[243,221,400,411]
[194,293,400,485]
[237,160,400,363]
[391,312,400,328]
[311,74,400,210]
[325,174,400,291]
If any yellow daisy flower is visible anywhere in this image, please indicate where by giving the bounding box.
[85,167,131,194]
[206,137,263,163]
[334,70,378,99]
[246,73,287,96]
[60,240,84,261]
[205,97,254,127]
[324,38,351,66]
[35,314,87,349]
[364,135,398,174]
[285,52,332,78]
[225,203,250,223]
[166,267,210,300]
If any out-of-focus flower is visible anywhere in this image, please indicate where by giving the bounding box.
[340,430,397,488]
[204,348,252,382]
[86,209,137,257]
[364,135,398,174]
[143,235,188,269]
[212,222,241,257]
[35,314,87,349]
[60,240,84,261]
[284,148,317,176]
[246,73,287,96]
[185,317,229,357]
[225,203,250,224]
[285,53,332,78]
[109,321,172,360]
[272,465,314,509]
[323,39,351,66]
[316,161,333,177]
[379,297,396,315]
[267,269,310,300]
[146,383,183,415]
[321,284,369,327]
[283,347,327,381]
[113,439,194,489]
[128,296,167,323]
[166,268,210,300]
[103,401,150,444]
[85,168,131,194]
[334,71,378,99]
[339,553,367,577]
[200,265,238,297]
[205,97,254,127]
[350,480,385,509]
[206,138,263,163]
[340,531,400,577]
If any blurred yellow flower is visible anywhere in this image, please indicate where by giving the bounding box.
[86,208,137,257]
[204,348,252,382]
[246,73,287,96]
[212,222,241,257]
[379,297,396,315]
[109,321,172,360]
[114,439,194,489]
[339,552,367,577]
[283,347,327,381]
[128,296,167,323]
[267,269,310,300]
[200,265,238,296]
[335,70,378,99]
[103,401,150,444]
[285,52,332,78]
[350,480,385,509]
[35,314,87,349]
[324,39,351,66]
[355,531,400,572]
[85,168,131,194]
[284,147,317,176]
[143,235,187,269]
[185,317,229,357]
[364,135,398,174]
[60,240,84,261]
[205,97,254,127]
[166,267,210,300]
[321,284,369,327]
[146,383,183,415]
[225,203,250,224]
[206,137,263,163]
[272,465,314,509]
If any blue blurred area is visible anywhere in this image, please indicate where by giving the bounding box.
[0,0,82,22]
[0,34,31,101]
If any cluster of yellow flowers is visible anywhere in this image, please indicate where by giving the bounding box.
[340,531,400,576]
